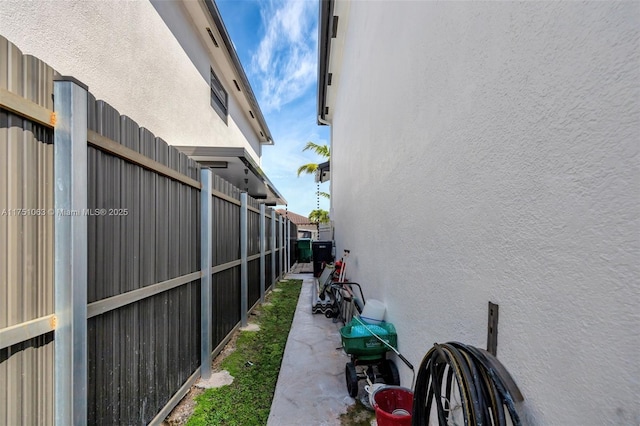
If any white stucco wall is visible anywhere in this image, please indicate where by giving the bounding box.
[0,0,262,163]
[328,2,639,425]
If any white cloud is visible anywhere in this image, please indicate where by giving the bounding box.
[252,0,318,112]
[241,0,329,215]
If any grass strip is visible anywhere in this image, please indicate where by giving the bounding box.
[186,279,302,426]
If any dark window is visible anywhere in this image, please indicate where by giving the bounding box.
[210,68,228,122]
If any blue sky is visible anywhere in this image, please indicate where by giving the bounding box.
[216,0,330,218]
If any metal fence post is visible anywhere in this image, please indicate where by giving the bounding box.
[279,215,284,278]
[240,192,248,326]
[271,210,276,285]
[289,219,292,271]
[54,76,88,426]
[200,169,213,379]
[259,203,266,303]
[284,218,288,272]
[286,218,291,272]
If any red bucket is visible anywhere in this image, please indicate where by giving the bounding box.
[373,386,413,426]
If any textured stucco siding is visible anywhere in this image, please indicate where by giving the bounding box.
[329,2,639,425]
[0,0,262,163]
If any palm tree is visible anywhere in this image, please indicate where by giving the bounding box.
[308,209,330,224]
[298,142,331,232]
[297,142,330,177]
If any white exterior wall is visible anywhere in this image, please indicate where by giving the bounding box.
[0,0,262,163]
[329,2,639,425]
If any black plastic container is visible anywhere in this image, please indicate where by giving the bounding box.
[312,240,334,277]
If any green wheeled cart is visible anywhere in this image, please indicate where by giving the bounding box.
[340,318,401,397]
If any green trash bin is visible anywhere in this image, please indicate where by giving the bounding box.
[297,238,312,263]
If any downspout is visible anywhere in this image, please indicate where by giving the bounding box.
[317,114,332,242]
[318,115,331,126]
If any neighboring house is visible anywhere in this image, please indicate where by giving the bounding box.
[0,0,284,204]
[318,1,639,425]
[277,209,318,240]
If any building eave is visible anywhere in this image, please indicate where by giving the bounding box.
[202,0,274,144]
[175,145,287,205]
[317,0,334,125]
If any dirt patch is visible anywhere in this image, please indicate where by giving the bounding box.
[162,387,204,426]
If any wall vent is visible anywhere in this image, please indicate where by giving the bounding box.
[205,27,219,47]
[233,79,241,91]
[331,16,339,38]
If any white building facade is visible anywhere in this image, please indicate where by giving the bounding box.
[318,1,639,424]
[0,0,284,203]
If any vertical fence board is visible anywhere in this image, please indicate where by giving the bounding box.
[213,267,241,347]
[121,115,141,423]
[248,258,261,307]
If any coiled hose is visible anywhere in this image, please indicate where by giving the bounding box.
[412,342,524,426]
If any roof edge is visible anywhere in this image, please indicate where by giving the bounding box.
[241,149,287,205]
[204,0,275,144]
[317,0,334,125]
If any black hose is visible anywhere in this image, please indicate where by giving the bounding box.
[412,342,523,426]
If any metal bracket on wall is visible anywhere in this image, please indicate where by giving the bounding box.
[487,302,499,356]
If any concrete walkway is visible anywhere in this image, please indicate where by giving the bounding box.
[268,265,355,426]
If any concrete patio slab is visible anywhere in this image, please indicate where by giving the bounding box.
[268,269,355,426]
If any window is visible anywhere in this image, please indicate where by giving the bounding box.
[210,68,228,122]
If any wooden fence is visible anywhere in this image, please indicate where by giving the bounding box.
[0,35,294,425]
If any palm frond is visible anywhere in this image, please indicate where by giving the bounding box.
[297,163,319,177]
[302,142,330,159]
[308,209,330,223]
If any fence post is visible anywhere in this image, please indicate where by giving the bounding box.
[286,218,291,272]
[240,192,248,327]
[279,215,284,278]
[284,217,288,273]
[200,169,213,379]
[54,76,88,426]
[271,210,276,285]
[259,203,266,303]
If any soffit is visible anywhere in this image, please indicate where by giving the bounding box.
[175,145,286,205]
[317,0,350,124]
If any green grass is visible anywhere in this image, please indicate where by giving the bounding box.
[186,279,302,426]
